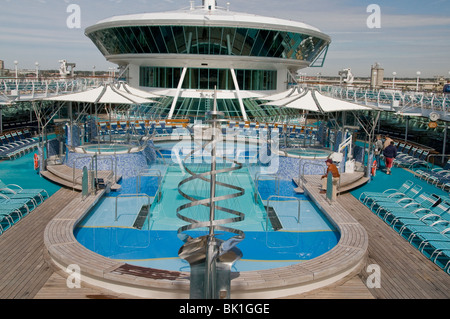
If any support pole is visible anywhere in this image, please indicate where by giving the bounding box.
[168,67,188,119]
[230,68,248,121]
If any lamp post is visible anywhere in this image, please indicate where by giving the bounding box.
[92,65,96,77]
[35,62,39,80]
[392,72,396,89]
[416,71,421,92]
[14,60,18,91]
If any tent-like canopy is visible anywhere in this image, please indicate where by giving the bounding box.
[44,83,157,105]
[115,82,161,99]
[260,87,379,113]
[258,86,303,101]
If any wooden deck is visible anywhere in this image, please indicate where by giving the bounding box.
[293,171,369,194]
[0,188,78,299]
[42,164,121,191]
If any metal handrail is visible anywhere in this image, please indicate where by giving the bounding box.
[254,173,280,203]
[72,154,116,191]
[137,168,163,202]
[298,161,327,188]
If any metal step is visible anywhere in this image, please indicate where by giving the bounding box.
[133,204,150,230]
[264,205,283,231]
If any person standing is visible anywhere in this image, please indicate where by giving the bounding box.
[383,135,393,150]
[374,134,383,169]
[383,141,397,175]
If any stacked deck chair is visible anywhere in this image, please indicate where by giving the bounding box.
[0,180,49,235]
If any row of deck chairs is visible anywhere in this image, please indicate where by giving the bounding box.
[0,180,49,235]
[97,121,188,137]
[0,129,38,160]
[359,180,450,273]
[96,120,317,141]
[415,159,450,191]
[390,142,431,169]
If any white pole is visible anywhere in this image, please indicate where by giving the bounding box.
[416,71,421,92]
[230,68,248,121]
[168,67,188,119]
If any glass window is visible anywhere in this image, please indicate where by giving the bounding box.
[88,25,328,62]
[140,67,276,90]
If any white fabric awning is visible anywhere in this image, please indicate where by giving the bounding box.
[116,82,161,99]
[44,83,156,104]
[261,88,379,113]
[258,87,303,101]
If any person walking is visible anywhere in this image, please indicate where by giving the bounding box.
[383,140,397,175]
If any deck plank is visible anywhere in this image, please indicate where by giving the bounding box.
[0,188,77,299]
[338,192,450,299]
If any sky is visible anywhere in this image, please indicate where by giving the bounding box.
[1,0,450,78]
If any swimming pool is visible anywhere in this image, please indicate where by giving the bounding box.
[74,161,340,272]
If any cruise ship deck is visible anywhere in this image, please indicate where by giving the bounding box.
[1,0,449,302]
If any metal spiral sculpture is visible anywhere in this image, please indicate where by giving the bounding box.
[177,103,245,299]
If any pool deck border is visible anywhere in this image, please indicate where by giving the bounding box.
[43,175,368,299]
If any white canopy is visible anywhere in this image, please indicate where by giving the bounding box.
[116,82,161,99]
[261,88,379,113]
[258,86,303,101]
[44,83,156,104]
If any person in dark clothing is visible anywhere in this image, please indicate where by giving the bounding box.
[383,141,397,175]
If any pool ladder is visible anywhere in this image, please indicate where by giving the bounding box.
[177,104,246,299]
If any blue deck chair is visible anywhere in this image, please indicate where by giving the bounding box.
[405,214,450,245]
[0,193,36,212]
[23,129,33,139]
[359,180,414,206]
[0,198,30,218]
[393,201,450,232]
[416,231,450,264]
[98,122,108,136]
[17,130,35,144]
[0,207,23,223]
[369,184,423,212]
[4,133,25,147]
[427,171,450,186]
[0,187,46,205]
[379,192,440,224]
[10,132,28,146]
[407,149,430,168]
[0,180,48,201]
[0,136,17,150]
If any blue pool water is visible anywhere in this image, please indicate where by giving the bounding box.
[75,161,340,272]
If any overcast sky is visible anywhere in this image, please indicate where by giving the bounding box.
[1,0,449,78]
